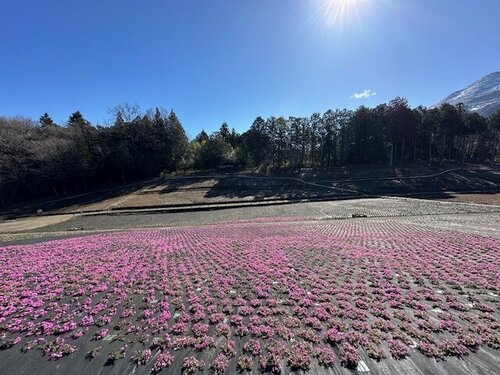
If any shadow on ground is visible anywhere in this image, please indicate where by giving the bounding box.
[1,164,499,219]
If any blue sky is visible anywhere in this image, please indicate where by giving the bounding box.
[1,0,499,137]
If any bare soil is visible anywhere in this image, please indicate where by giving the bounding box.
[0,214,74,234]
[429,192,500,205]
[2,165,499,218]
[1,197,499,245]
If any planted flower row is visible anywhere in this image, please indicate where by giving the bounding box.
[0,221,498,373]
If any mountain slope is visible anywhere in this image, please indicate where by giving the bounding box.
[436,72,500,117]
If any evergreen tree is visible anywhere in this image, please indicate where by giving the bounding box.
[39,113,55,128]
[195,130,209,143]
[165,111,188,170]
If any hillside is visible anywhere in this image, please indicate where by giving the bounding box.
[1,164,499,219]
[436,72,500,116]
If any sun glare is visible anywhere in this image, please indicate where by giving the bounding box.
[317,0,369,29]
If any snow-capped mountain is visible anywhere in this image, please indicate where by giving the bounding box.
[435,72,500,117]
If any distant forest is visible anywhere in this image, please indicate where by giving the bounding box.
[1,98,499,205]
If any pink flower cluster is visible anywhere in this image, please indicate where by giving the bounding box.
[0,220,498,373]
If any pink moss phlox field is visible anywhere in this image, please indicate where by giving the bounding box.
[0,221,499,373]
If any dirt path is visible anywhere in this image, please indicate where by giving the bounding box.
[0,214,74,234]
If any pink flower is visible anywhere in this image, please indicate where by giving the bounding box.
[93,328,108,340]
[182,356,204,374]
[192,323,209,337]
[324,328,344,344]
[152,352,174,373]
[211,353,228,374]
[287,342,313,371]
[243,339,261,356]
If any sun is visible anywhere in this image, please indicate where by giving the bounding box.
[318,0,368,29]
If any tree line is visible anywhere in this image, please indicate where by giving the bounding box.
[1,98,499,205]
[196,98,499,169]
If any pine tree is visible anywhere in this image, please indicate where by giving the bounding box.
[39,113,55,128]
